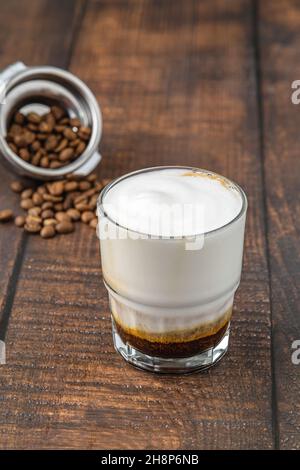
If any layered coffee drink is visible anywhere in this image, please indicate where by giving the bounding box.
[98,167,247,373]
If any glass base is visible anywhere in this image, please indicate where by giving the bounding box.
[112,319,230,374]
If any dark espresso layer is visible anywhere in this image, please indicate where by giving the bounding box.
[114,320,229,358]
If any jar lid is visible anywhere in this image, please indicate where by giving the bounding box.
[0,62,102,180]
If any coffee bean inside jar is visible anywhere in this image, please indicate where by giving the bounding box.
[5,105,92,169]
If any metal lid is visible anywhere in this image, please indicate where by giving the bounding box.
[0,62,102,180]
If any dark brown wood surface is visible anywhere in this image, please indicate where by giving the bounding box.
[0,0,298,450]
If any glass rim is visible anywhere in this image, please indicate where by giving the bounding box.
[97,166,248,239]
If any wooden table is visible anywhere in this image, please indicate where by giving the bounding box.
[0,0,299,450]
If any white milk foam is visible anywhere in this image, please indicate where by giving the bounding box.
[103,168,242,237]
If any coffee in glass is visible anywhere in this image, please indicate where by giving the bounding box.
[97,167,247,373]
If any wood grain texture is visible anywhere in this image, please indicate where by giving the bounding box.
[258,0,300,449]
[0,0,273,449]
[0,0,85,333]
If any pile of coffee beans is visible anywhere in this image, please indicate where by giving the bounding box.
[5,105,91,169]
[0,173,110,239]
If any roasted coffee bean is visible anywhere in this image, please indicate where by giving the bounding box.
[44,112,55,132]
[48,153,58,161]
[26,215,42,225]
[59,117,69,125]
[67,208,81,221]
[27,123,39,132]
[20,198,34,210]
[79,180,91,191]
[89,195,98,210]
[69,138,80,148]
[54,137,68,153]
[38,121,51,133]
[31,151,43,166]
[87,173,97,182]
[15,215,25,227]
[0,209,13,222]
[45,135,58,151]
[59,147,74,162]
[14,133,27,147]
[24,223,41,233]
[24,130,36,145]
[27,112,41,124]
[31,140,41,151]
[32,192,43,206]
[10,180,24,193]
[49,181,64,196]
[53,203,63,211]
[14,112,25,125]
[28,206,42,217]
[37,133,47,141]
[63,193,73,210]
[51,105,65,121]
[55,212,71,223]
[8,142,18,153]
[37,186,47,195]
[41,209,54,219]
[63,127,77,141]
[56,221,74,234]
[54,124,66,133]
[40,156,49,168]
[89,218,98,229]
[64,181,78,192]
[101,178,111,187]
[42,193,63,203]
[81,211,94,224]
[41,201,53,210]
[49,160,63,169]
[21,188,33,199]
[43,218,57,226]
[10,124,23,135]
[19,148,31,162]
[77,126,91,141]
[40,225,56,239]
[70,118,81,128]
[75,141,86,157]
[75,202,91,212]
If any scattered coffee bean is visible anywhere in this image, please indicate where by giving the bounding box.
[24,223,41,233]
[10,181,24,193]
[43,218,57,227]
[26,215,42,225]
[81,211,94,224]
[0,209,13,222]
[40,225,56,239]
[89,218,98,229]
[65,181,78,192]
[20,198,34,210]
[15,215,25,227]
[9,174,111,238]
[49,181,64,196]
[21,188,33,199]
[67,208,81,221]
[32,192,43,206]
[41,209,55,219]
[56,221,74,234]
[54,203,64,211]
[41,201,53,210]
[55,212,71,223]
[28,207,42,217]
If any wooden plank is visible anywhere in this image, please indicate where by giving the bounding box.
[0,0,273,449]
[0,0,85,335]
[258,0,300,449]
